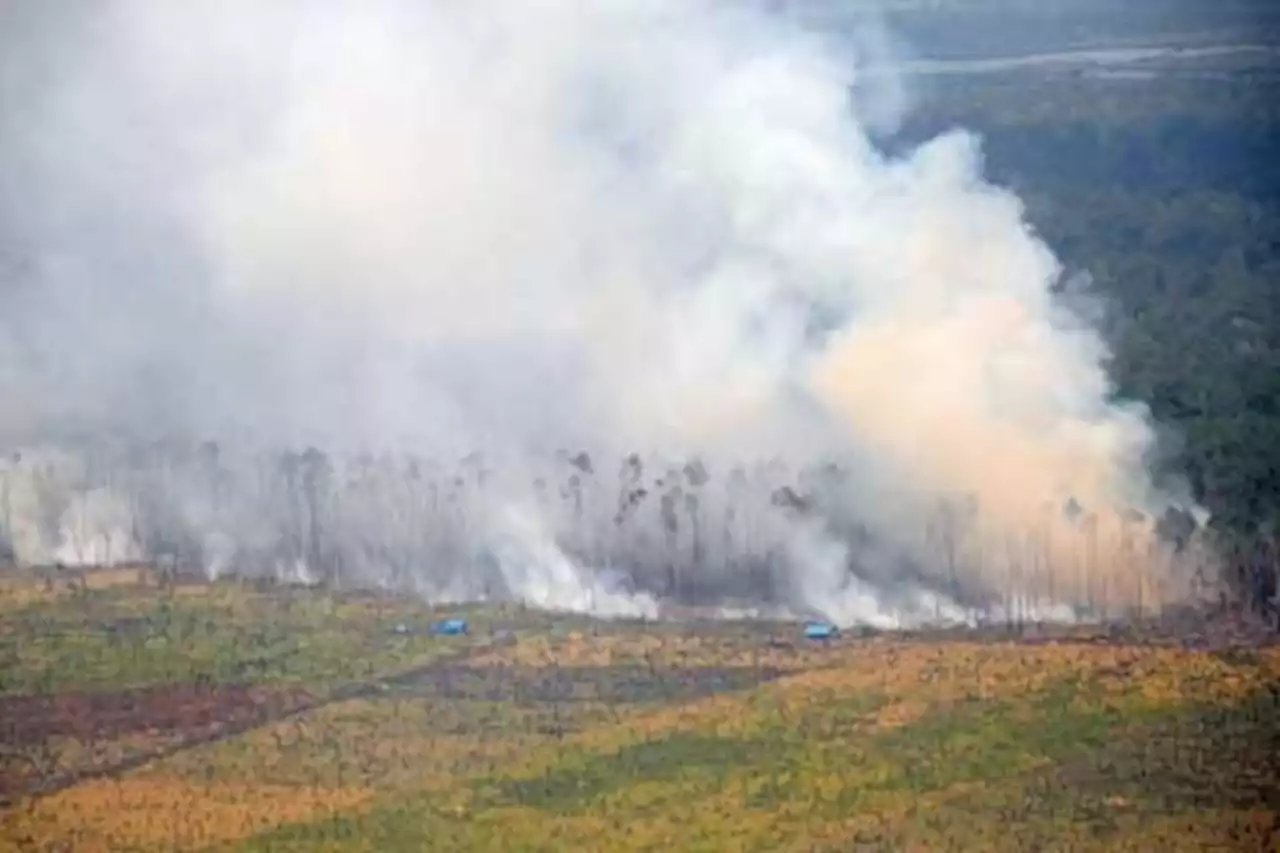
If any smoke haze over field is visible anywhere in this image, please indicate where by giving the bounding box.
[0,1,1210,625]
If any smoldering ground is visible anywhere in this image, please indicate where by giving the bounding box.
[0,1,1210,627]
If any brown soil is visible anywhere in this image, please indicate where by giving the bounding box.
[0,683,313,745]
[0,683,314,803]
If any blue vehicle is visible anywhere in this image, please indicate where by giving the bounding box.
[431,617,469,636]
[803,620,838,640]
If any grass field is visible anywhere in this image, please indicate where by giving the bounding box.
[1,567,1277,852]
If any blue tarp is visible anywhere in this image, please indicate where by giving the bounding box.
[431,617,469,636]
[803,620,837,640]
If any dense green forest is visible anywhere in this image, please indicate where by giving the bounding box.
[898,60,1280,542]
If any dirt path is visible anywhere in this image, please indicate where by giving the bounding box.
[0,643,482,808]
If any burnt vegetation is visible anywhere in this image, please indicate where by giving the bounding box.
[0,442,1251,627]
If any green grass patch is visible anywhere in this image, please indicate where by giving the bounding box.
[0,582,463,696]
[477,733,769,813]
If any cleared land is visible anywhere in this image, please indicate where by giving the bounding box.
[0,568,1277,852]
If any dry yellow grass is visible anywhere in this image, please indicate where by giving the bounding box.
[3,776,373,852]
[0,567,153,610]
[869,697,930,730]
[0,576,70,610]
[467,630,841,671]
[154,696,556,796]
[0,583,47,612]
[0,731,175,798]
[79,566,151,591]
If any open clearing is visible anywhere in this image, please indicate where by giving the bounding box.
[1,568,1277,852]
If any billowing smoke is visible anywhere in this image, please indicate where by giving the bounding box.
[0,0,1211,627]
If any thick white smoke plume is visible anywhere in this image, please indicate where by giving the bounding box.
[0,0,1209,626]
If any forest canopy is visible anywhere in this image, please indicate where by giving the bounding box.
[895,53,1280,537]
